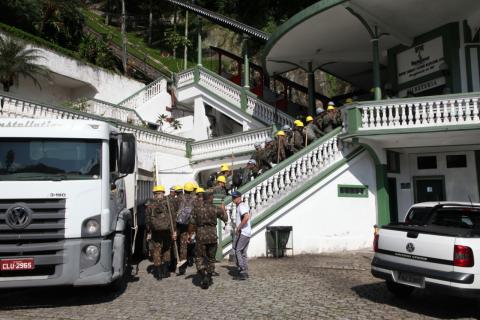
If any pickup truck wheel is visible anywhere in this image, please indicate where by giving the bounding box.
[386,280,414,298]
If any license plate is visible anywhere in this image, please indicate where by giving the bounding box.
[398,271,424,287]
[0,258,35,271]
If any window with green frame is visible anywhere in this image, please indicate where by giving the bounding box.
[338,185,369,198]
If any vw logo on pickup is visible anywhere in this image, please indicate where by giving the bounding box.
[406,242,415,253]
[5,204,33,230]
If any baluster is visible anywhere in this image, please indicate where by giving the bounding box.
[373,106,379,128]
[249,190,256,209]
[266,177,274,200]
[284,165,292,188]
[272,175,279,195]
[398,104,405,127]
[361,108,368,128]
[473,98,479,122]
[295,160,302,181]
[392,104,399,127]
[278,169,285,192]
[261,181,268,204]
[380,105,386,127]
[465,98,472,123]
[255,185,262,208]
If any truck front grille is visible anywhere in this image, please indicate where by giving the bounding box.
[0,199,66,277]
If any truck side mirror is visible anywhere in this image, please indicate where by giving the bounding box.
[118,133,136,174]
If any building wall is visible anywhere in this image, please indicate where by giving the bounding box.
[1,32,145,105]
[247,151,378,257]
[390,147,480,221]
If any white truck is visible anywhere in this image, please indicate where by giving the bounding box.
[372,202,480,297]
[0,118,146,289]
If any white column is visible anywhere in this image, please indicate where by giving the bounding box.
[242,120,251,131]
[193,97,209,140]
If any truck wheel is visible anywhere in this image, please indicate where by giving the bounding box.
[386,280,414,298]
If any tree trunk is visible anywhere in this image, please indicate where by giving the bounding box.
[183,10,188,70]
[121,0,128,74]
[173,9,177,57]
[105,0,110,25]
[148,0,153,46]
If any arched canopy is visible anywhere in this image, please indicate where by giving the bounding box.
[263,0,480,90]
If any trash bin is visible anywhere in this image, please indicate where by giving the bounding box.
[266,226,293,258]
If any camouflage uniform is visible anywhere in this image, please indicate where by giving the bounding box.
[189,197,227,288]
[303,122,323,145]
[252,148,273,174]
[176,193,196,272]
[320,110,342,133]
[272,136,287,164]
[211,184,227,206]
[145,197,176,279]
[288,127,304,153]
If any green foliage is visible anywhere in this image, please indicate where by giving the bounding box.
[0,0,85,51]
[61,98,89,112]
[164,29,191,52]
[157,113,182,130]
[0,37,51,92]
[79,33,119,71]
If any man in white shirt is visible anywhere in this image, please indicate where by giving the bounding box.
[232,191,251,280]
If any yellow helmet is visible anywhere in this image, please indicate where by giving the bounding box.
[327,105,336,111]
[196,187,205,193]
[294,120,304,127]
[184,182,195,192]
[345,98,353,104]
[220,164,230,172]
[306,116,314,122]
[152,185,165,193]
[192,181,199,189]
[217,175,226,184]
[174,185,183,191]
[276,130,285,136]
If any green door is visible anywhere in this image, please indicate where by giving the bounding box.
[414,177,446,203]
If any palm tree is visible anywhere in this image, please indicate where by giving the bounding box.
[0,37,50,92]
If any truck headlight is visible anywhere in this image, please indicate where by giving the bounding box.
[81,215,101,237]
[84,245,100,260]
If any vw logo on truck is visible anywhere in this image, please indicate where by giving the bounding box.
[5,204,33,230]
[406,242,415,253]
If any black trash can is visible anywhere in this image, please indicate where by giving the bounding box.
[266,226,292,258]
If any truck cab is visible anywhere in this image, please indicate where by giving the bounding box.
[0,119,136,288]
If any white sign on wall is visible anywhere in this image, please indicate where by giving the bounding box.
[396,37,445,85]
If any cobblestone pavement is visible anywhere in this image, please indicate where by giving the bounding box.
[1,251,480,320]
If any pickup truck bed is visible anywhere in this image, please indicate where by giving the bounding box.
[371,203,480,298]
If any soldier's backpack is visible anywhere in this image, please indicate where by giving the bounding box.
[176,195,195,224]
[149,201,170,231]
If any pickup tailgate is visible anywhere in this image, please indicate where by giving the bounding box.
[377,227,455,272]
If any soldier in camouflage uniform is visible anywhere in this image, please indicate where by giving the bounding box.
[320,102,343,133]
[189,192,228,289]
[145,185,177,280]
[288,120,305,153]
[176,182,197,275]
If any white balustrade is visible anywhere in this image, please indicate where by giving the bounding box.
[83,99,145,126]
[358,95,480,130]
[0,94,188,171]
[118,77,167,110]
[247,96,294,127]
[197,68,242,107]
[176,69,195,87]
[191,127,272,161]
[219,132,347,241]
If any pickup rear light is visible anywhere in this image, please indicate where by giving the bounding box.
[373,234,379,252]
[454,245,474,267]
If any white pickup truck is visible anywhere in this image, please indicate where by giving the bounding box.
[371,202,480,297]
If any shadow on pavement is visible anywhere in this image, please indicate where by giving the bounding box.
[352,282,480,319]
[0,267,139,310]
[220,265,239,280]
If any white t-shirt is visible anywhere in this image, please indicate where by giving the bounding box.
[236,202,251,237]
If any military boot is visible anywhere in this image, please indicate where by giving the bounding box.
[200,271,209,290]
[207,273,213,286]
[178,262,187,276]
[153,265,162,280]
[162,263,170,278]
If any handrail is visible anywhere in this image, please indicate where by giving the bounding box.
[85,98,146,125]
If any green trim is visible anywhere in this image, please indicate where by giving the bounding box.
[186,140,192,158]
[240,88,248,111]
[337,184,369,198]
[194,66,200,83]
[221,146,365,249]
[262,0,347,70]
[357,143,390,227]
[346,108,361,134]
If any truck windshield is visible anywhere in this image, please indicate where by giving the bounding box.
[0,139,101,180]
